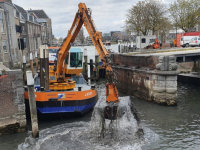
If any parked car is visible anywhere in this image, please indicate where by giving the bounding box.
[189,37,200,47]
[180,36,199,47]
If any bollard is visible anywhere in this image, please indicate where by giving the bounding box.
[30,53,34,77]
[35,51,38,72]
[26,71,39,138]
[95,50,99,80]
[44,49,49,91]
[84,49,88,77]
[23,55,27,85]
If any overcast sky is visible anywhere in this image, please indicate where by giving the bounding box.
[12,0,176,38]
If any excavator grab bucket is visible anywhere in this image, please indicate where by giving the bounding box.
[94,96,131,121]
[104,102,118,120]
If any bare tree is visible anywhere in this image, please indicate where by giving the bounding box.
[125,0,167,36]
[125,1,150,35]
[169,0,200,32]
[147,0,167,35]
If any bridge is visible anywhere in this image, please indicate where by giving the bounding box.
[111,47,200,106]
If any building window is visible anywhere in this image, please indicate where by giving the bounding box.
[36,38,38,49]
[2,40,7,52]
[24,38,26,49]
[16,11,19,18]
[141,38,146,43]
[0,12,5,33]
[22,26,26,35]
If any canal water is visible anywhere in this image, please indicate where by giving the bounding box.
[0,45,200,149]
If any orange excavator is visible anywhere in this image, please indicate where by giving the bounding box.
[50,3,119,120]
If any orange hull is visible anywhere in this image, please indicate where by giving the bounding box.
[24,89,98,114]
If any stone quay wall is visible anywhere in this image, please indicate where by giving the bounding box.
[111,54,178,106]
[0,70,26,136]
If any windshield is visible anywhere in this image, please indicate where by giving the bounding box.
[49,48,58,53]
[70,52,83,67]
[149,39,155,43]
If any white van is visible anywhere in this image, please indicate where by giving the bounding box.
[189,37,200,47]
[136,35,156,49]
[180,36,199,47]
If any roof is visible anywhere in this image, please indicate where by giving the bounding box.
[13,4,27,14]
[70,47,83,53]
[27,10,49,18]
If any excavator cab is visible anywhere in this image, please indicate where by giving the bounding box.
[64,47,83,75]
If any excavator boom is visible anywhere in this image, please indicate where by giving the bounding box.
[54,3,119,120]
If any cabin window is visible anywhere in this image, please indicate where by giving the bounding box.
[48,48,58,53]
[65,53,69,64]
[141,38,146,43]
[198,38,200,40]
[70,52,83,67]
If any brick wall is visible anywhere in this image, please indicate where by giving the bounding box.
[0,69,26,136]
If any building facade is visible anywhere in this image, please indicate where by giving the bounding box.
[14,4,42,61]
[28,10,53,46]
[0,0,21,68]
[0,0,53,68]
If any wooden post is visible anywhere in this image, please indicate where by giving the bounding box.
[84,48,88,77]
[30,53,34,77]
[26,70,39,138]
[35,51,38,72]
[39,46,45,89]
[88,62,91,85]
[118,43,121,53]
[95,50,99,80]
[44,48,49,91]
[90,59,94,77]
[23,55,27,85]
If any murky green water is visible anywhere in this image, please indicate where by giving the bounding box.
[1,82,200,150]
[135,82,200,150]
